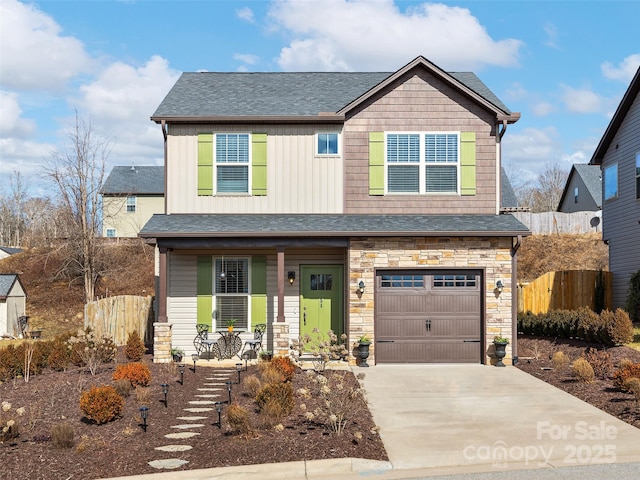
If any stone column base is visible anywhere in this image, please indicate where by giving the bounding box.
[272,323,290,356]
[153,322,173,363]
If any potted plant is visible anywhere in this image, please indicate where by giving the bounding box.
[260,350,273,362]
[226,319,237,332]
[357,333,371,367]
[493,335,509,367]
[171,347,184,363]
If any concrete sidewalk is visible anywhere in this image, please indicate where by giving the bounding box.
[109,364,640,480]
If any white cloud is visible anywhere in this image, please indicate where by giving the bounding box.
[560,85,603,114]
[0,91,36,137]
[268,0,522,71]
[0,0,93,92]
[501,127,563,181]
[601,54,640,82]
[532,101,554,117]
[233,53,260,65]
[543,22,559,49]
[236,7,255,23]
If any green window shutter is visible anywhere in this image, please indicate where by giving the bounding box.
[197,133,214,196]
[251,133,267,196]
[197,256,213,329]
[251,256,267,326]
[369,132,385,195]
[460,131,476,196]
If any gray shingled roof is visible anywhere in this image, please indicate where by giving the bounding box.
[101,166,164,195]
[0,274,19,297]
[152,71,510,119]
[139,214,529,238]
[573,164,602,207]
[0,247,22,256]
[501,167,519,209]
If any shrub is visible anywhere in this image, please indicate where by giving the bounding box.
[258,362,286,386]
[243,375,262,398]
[124,330,146,361]
[551,351,568,370]
[256,382,294,419]
[576,307,605,343]
[113,378,132,397]
[612,363,640,392]
[605,308,633,346]
[619,358,634,370]
[47,340,71,371]
[583,347,613,379]
[269,356,296,382]
[623,377,640,403]
[0,344,22,381]
[625,269,640,323]
[226,403,252,434]
[135,386,151,406]
[79,385,124,424]
[572,358,595,383]
[51,422,74,448]
[112,362,151,388]
[67,328,118,374]
[290,329,348,372]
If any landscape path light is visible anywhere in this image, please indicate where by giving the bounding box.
[225,380,233,404]
[161,383,169,408]
[235,363,243,384]
[213,401,223,429]
[139,406,149,432]
[179,363,185,385]
[192,354,199,372]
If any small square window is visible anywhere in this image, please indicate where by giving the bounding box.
[317,133,339,155]
[106,228,116,238]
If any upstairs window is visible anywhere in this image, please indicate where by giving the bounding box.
[574,186,579,203]
[604,163,618,201]
[126,196,136,213]
[386,132,459,194]
[216,134,249,193]
[316,133,339,155]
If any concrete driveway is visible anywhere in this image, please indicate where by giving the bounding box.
[357,364,640,477]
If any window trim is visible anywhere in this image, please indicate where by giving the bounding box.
[315,132,340,157]
[214,133,252,195]
[126,196,136,213]
[604,163,618,201]
[213,257,251,330]
[384,131,461,195]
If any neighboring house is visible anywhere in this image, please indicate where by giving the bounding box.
[500,166,520,212]
[101,166,165,238]
[140,56,529,366]
[557,164,602,213]
[590,66,640,309]
[0,247,22,261]
[0,274,26,337]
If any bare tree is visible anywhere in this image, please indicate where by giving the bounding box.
[514,162,569,213]
[0,171,28,246]
[45,113,112,303]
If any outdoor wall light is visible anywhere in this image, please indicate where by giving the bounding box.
[161,383,169,408]
[288,271,296,285]
[139,406,149,433]
[358,280,366,294]
[496,280,504,293]
[179,363,185,385]
[191,354,199,372]
[235,363,243,384]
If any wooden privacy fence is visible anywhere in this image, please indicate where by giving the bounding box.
[85,295,154,346]
[518,270,612,314]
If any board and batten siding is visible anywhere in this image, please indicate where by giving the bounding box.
[166,248,346,355]
[600,92,640,308]
[343,70,499,214]
[166,124,344,215]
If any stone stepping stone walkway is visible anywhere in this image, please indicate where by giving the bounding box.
[164,431,201,439]
[148,459,189,469]
[155,445,193,452]
[176,416,208,421]
[171,423,205,430]
[188,400,217,405]
[184,407,213,413]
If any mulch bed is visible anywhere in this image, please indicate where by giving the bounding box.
[516,335,640,429]
[0,352,387,480]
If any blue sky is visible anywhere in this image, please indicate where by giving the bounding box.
[1,0,639,196]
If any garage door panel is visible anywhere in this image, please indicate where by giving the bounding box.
[375,270,482,364]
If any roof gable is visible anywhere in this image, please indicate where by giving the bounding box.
[0,274,25,298]
[590,66,640,164]
[101,166,165,195]
[557,164,602,211]
[151,56,518,124]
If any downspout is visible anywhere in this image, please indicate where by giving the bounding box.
[161,120,168,215]
[496,120,508,215]
[511,235,522,365]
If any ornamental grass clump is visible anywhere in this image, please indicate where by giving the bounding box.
[113,362,152,388]
[79,385,124,424]
[255,382,295,420]
[51,422,74,449]
[551,351,568,370]
[226,403,253,435]
[583,347,613,379]
[572,358,595,383]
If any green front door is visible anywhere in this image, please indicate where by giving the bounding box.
[300,265,344,339]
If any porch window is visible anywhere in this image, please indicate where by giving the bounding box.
[214,258,249,329]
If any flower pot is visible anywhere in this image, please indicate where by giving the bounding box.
[172,353,183,363]
[358,342,371,367]
[227,326,234,332]
[493,342,507,367]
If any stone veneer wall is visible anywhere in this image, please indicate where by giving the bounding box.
[153,322,172,364]
[348,236,514,365]
[272,323,290,356]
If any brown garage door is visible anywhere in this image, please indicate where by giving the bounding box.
[375,270,482,363]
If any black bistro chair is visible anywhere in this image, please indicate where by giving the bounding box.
[193,323,209,357]
[240,323,266,359]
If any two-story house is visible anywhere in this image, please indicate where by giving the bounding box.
[101,165,165,238]
[140,56,528,366]
[590,67,640,309]
[557,164,602,213]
